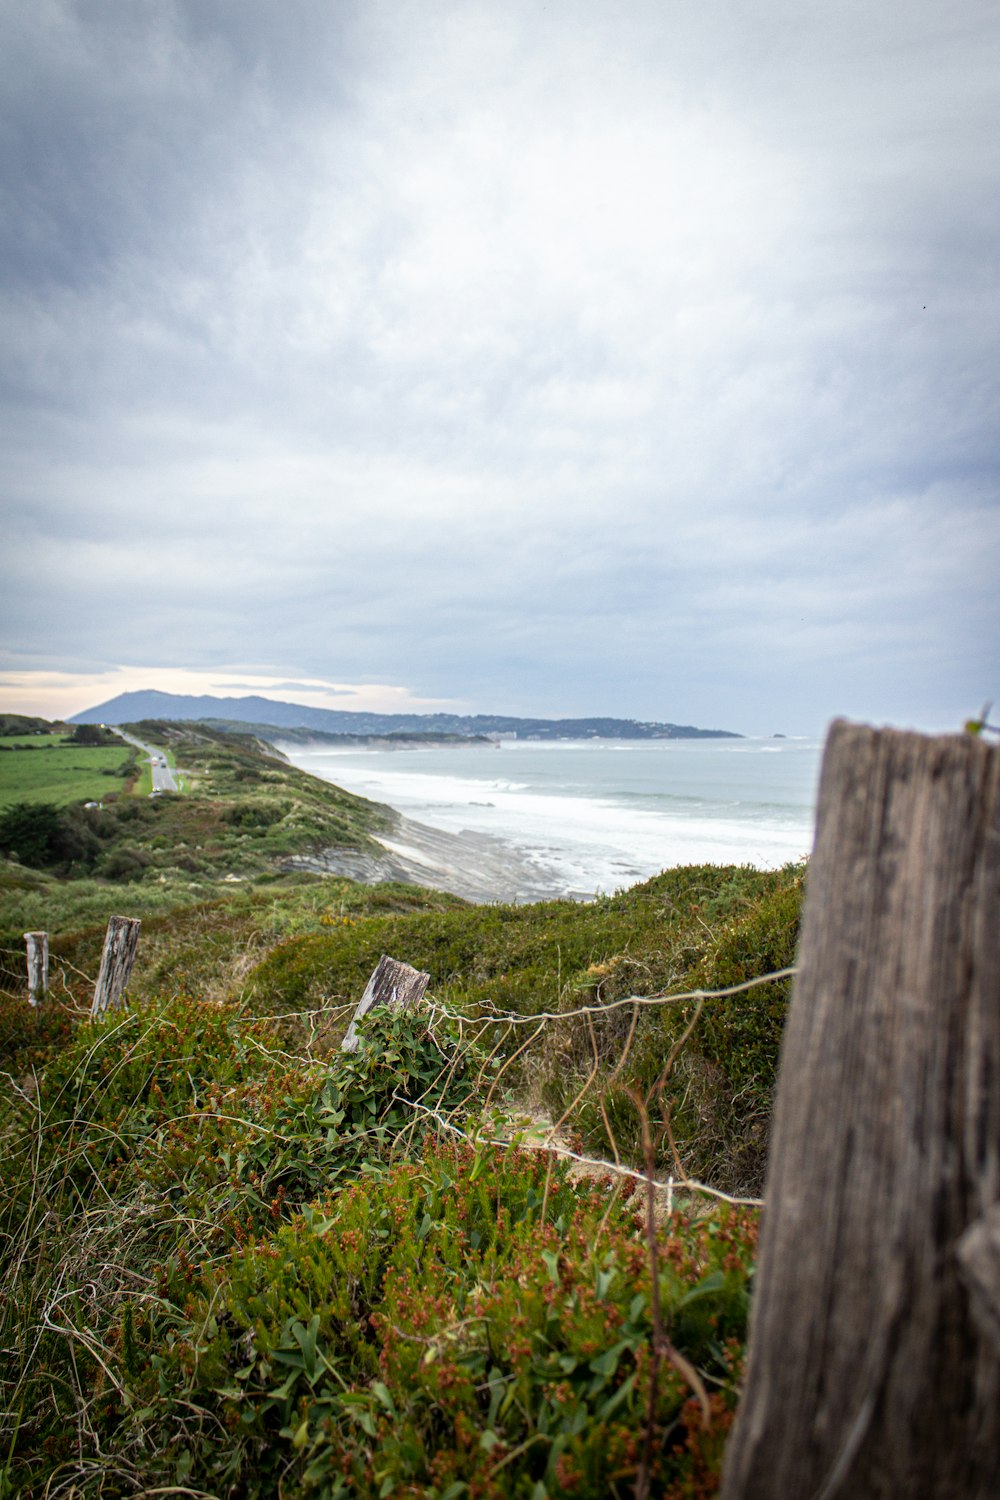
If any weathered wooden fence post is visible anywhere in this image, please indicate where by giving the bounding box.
[341,954,430,1052]
[90,916,141,1018]
[23,931,48,1006]
[721,721,1000,1499]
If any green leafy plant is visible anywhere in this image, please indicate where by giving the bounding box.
[126,1137,757,1498]
[0,852,800,1495]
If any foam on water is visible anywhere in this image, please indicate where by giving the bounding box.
[284,737,821,899]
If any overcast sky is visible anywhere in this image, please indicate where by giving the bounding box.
[1,0,997,735]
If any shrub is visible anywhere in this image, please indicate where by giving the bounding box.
[224,801,288,830]
[0,801,110,873]
[0,991,77,1071]
[70,724,115,746]
[696,873,803,1095]
[97,845,152,881]
[32,997,487,1241]
[243,866,805,1197]
[125,1137,758,1498]
[0,801,66,867]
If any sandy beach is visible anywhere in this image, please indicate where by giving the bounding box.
[283,810,563,904]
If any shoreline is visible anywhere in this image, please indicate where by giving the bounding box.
[278,737,820,903]
[283,811,570,904]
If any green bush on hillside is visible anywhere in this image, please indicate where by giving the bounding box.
[69,724,117,746]
[563,867,804,1194]
[0,989,77,1071]
[0,999,500,1493]
[0,859,802,1496]
[0,798,158,876]
[223,799,290,830]
[31,995,486,1228]
[0,800,84,868]
[122,1137,757,1499]
[245,864,805,1194]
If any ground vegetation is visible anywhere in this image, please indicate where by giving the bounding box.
[0,721,803,1496]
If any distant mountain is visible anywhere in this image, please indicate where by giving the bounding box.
[71,690,741,740]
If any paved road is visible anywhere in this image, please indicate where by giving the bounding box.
[113,730,178,793]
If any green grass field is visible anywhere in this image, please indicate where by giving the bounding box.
[0,734,63,747]
[0,737,135,808]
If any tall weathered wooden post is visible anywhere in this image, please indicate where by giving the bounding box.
[90,916,141,1018]
[721,722,1000,1499]
[341,955,431,1052]
[24,931,48,1006]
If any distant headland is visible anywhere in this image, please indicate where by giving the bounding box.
[71,690,741,741]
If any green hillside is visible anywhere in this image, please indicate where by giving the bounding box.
[0,720,394,937]
[0,718,803,1497]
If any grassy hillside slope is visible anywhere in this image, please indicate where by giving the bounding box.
[0,722,804,1498]
[0,720,395,948]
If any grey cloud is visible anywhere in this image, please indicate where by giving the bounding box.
[1,0,997,735]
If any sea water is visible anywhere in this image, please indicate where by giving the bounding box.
[284,736,822,900]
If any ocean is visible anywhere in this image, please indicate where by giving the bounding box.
[283,736,822,901]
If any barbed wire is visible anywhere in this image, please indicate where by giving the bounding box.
[423,964,797,1028]
[385,964,794,1209]
[392,1095,765,1208]
[1,950,793,1210]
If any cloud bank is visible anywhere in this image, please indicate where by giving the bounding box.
[2,0,997,732]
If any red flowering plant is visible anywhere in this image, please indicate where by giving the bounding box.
[123,1136,757,1498]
